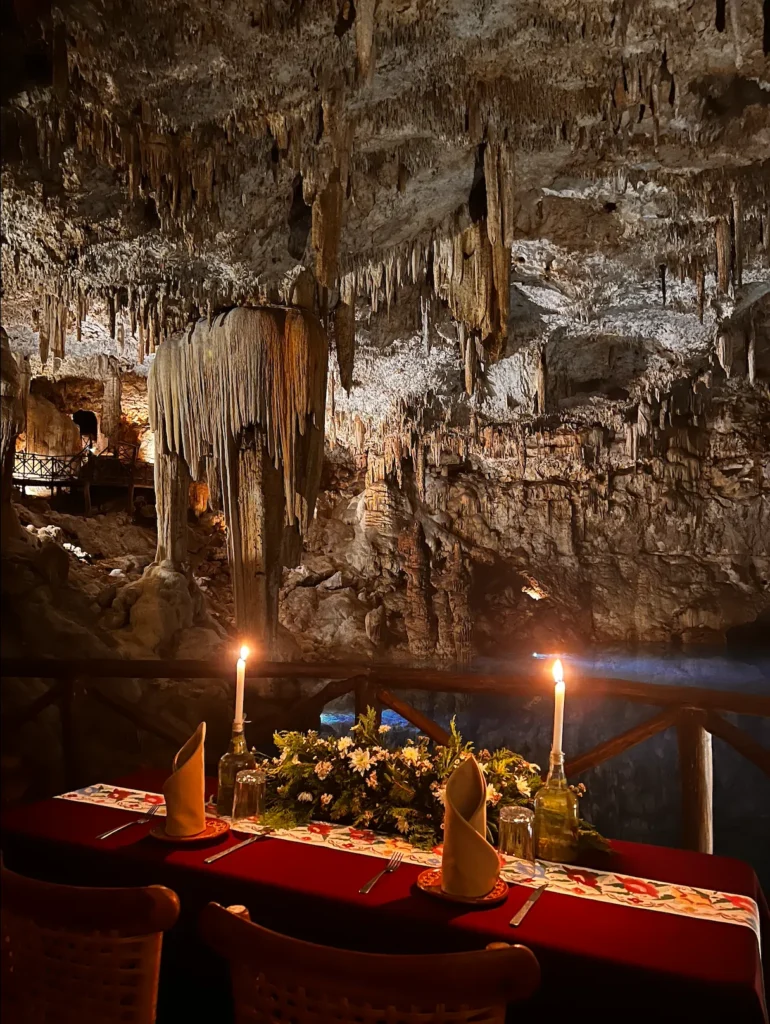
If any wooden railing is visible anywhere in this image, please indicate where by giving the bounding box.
[13,446,90,485]
[2,657,768,855]
[13,443,154,500]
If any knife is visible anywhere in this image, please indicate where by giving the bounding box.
[509,883,547,927]
[204,828,273,865]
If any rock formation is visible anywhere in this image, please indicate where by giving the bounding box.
[0,0,768,658]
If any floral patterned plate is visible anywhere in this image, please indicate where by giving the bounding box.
[416,868,509,907]
[150,818,230,843]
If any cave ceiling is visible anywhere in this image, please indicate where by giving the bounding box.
[1,0,769,436]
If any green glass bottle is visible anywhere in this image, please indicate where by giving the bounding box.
[534,752,579,863]
[216,725,257,818]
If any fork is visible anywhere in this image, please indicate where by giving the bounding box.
[97,803,161,840]
[359,851,403,894]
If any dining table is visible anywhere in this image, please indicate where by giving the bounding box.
[2,769,767,1024]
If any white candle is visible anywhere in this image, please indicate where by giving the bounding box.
[235,645,249,730]
[552,658,565,755]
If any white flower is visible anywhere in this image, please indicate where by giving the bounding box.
[486,784,502,805]
[396,818,409,834]
[320,793,333,807]
[349,748,372,774]
[297,792,313,803]
[516,778,531,798]
[338,736,353,752]
[278,748,289,762]
[400,746,420,763]
[378,724,391,733]
[314,761,333,780]
[366,771,378,789]
[291,754,301,765]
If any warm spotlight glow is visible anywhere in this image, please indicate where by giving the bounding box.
[239,645,250,661]
[552,658,564,685]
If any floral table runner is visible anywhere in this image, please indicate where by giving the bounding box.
[58,784,761,945]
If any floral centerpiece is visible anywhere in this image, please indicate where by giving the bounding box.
[263,709,607,852]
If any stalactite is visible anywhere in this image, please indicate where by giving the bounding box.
[312,172,344,289]
[334,276,356,392]
[747,318,756,385]
[715,330,733,378]
[536,346,548,415]
[500,143,516,247]
[715,217,731,294]
[696,267,706,323]
[355,0,377,84]
[149,306,328,532]
[733,195,743,289]
[484,143,501,246]
[463,325,476,396]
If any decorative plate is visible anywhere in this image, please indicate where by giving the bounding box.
[150,817,230,843]
[415,869,508,907]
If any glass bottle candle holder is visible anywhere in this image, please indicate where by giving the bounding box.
[534,751,578,863]
[216,725,257,818]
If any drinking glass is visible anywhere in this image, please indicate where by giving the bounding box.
[497,805,536,878]
[231,768,266,830]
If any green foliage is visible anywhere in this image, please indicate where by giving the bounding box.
[266,708,606,852]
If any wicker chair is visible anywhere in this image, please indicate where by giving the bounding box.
[199,902,540,1024]
[1,863,180,1024]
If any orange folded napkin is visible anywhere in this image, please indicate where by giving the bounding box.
[441,755,500,898]
[162,722,206,837]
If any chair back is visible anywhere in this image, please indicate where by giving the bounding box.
[1,863,180,1024]
[199,902,540,1024]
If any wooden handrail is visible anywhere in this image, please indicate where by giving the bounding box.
[377,688,452,745]
[705,711,770,778]
[565,707,680,777]
[1,659,768,717]
[2,658,767,857]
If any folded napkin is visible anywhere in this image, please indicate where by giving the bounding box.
[441,755,500,898]
[162,722,206,837]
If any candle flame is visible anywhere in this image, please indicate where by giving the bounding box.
[239,645,250,661]
[552,658,564,685]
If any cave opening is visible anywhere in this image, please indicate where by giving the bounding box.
[715,0,726,31]
[72,409,98,441]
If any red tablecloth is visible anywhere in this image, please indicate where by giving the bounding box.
[2,770,767,1024]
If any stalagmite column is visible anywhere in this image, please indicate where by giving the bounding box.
[397,520,435,658]
[1,328,26,546]
[149,307,328,650]
[99,355,122,445]
[229,428,286,644]
[446,543,473,665]
[154,449,191,568]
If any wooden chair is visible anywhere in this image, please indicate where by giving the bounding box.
[1,863,180,1024]
[199,902,540,1024]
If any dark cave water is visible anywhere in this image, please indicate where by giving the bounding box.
[322,650,770,890]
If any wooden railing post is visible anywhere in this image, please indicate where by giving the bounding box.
[677,707,713,854]
[354,674,381,727]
